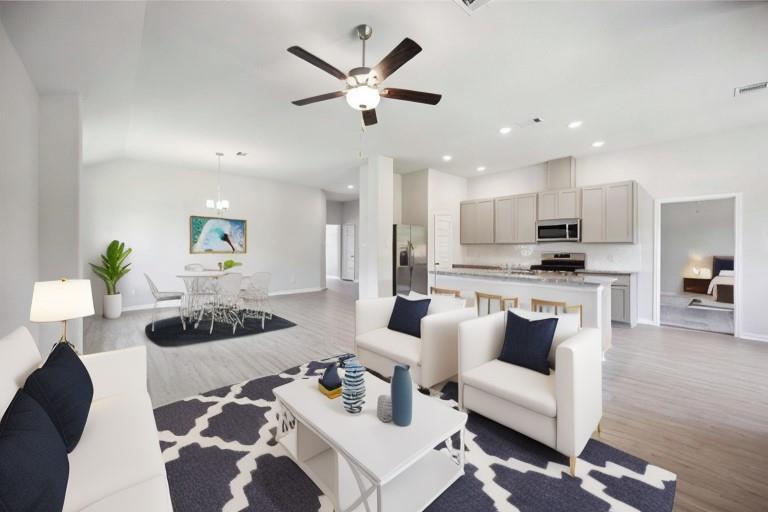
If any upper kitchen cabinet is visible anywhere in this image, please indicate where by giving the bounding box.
[460,199,494,244]
[538,188,581,220]
[581,181,637,243]
[494,193,537,244]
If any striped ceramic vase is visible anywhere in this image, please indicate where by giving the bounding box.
[342,357,366,414]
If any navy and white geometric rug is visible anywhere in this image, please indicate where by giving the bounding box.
[154,361,676,511]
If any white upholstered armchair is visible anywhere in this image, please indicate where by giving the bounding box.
[458,308,602,476]
[355,296,477,389]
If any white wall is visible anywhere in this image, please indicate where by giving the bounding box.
[401,170,429,226]
[0,19,39,341]
[427,169,467,272]
[326,200,342,225]
[81,159,327,311]
[393,173,402,224]
[38,94,84,349]
[661,199,735,294]
[358,156,393,298]
[325,225,340,278]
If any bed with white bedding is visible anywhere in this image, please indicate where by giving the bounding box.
[708,257,734,303]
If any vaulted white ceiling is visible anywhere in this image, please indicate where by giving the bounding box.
[2,1,767,200]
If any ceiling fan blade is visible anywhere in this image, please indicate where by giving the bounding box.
[362,109,378,126]
[381,88,442,105]
[287,46,347,80]
[291,91,345,106]
[372,38,422,82]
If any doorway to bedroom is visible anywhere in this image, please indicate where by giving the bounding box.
[658,196,736,335]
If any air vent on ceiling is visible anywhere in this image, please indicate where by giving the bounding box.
[453,0,494,15]
[733,81,767,97]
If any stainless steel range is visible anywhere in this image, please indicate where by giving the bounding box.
[529,253,586,275]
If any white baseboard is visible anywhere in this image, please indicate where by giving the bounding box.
[269,287,324,296]
[122,287,324,312]
[741,332,768,343]
[122,301,180,312]
[637,318,659,326]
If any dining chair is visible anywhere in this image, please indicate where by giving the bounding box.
[211,273,244,334]
[531,298,583,327]
[241,272,273,329]
[144,274,186,332]
[475,292,518,316]
[430,286,462,298]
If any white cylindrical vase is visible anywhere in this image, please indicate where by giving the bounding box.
[103,293,122,319]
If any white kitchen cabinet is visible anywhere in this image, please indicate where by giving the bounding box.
[516,193,538,243]
[460,202,476,244]
[538,191,558,220]
[580,186,605,243]
[460,199,494,244]
[494,193,537,244]
[605,182,634,242]
[580,271,637,326]
[611,285,628,323]
[581,181,636,243]
[475,200,495,244]
[538,188,581,220]
[494,197,515,243]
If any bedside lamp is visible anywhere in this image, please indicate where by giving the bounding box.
[30,279,95,349]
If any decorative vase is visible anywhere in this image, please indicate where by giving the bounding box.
[342,357,366,414]
[321,362,342,391]
[391,364,413,426]
[103,293,122,319]
[377,395,392,423]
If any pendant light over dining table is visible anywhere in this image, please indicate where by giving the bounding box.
[206,152,230,216]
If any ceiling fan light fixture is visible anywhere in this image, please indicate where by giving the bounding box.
[346,85,380,111]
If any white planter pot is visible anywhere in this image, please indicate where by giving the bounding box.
[103,294,122,319]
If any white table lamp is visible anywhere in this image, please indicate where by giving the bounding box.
[30,279,95,346]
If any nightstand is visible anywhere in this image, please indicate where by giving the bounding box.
[683,277,711,294]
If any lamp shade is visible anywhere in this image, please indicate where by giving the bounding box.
[30,279,95,322]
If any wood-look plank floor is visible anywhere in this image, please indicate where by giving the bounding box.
[85,279,768,512]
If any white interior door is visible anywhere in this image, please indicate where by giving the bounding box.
[341,224,356,281]
[433,214,453,275]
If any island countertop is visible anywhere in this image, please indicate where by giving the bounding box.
[430,268,613,352]
[430,268,615,288]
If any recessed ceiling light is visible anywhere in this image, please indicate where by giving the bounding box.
[476,166,486,172]
[442,155,452,162]
[592,140,605,148]
[499,126,512,135]
[568,121,583,129]
[347,184,355,189]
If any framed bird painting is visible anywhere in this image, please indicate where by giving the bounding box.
[189,216,247,254]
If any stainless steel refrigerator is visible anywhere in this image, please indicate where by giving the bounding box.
[393,224,428,296]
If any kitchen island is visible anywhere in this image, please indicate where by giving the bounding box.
[430,269,614,353]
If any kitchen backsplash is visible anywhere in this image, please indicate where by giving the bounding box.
[461,242,643,272]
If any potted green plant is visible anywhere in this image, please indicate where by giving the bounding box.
[90,240,132,319]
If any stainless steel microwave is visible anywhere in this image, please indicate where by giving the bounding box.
[536,219,581,242]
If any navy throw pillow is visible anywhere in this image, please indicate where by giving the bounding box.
[388,296,431,338]
[499,311,559,375]
[0,389,69,512]
[25,342,93,452]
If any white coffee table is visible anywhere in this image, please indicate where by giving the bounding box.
[274,372,467,512]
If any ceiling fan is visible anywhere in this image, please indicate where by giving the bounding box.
[288,24,442,127]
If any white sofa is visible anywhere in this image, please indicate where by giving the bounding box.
[355,296,477,388]
[0,327,173,512]
[458,309,602,476]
